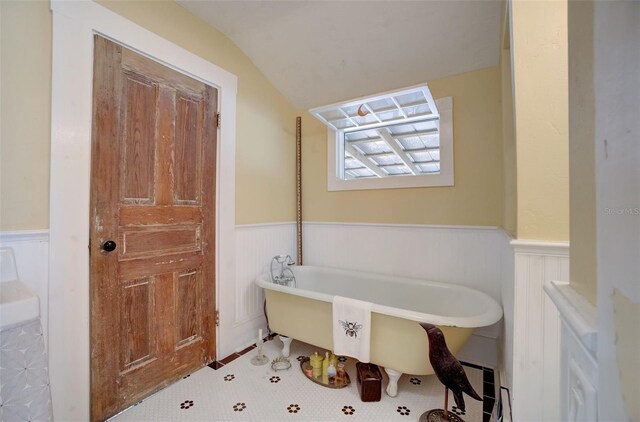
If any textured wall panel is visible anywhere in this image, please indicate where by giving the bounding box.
[222,223,296,358]
[510,241,569,422]
[303,222,504,302]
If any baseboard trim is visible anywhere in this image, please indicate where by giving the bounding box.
[510,239,569,255]
[304,221,502,231]
[235,221,296,229]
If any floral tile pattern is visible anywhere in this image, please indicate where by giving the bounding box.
[451,405,466,416]
[287,404,301,413]
[396,406,411,416]
[341,405,356,415]
[112,338,492,421]
[179,400,194,409]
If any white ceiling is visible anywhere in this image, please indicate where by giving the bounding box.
[178,1,503,109]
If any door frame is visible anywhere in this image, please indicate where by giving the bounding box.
[49,2,237,420]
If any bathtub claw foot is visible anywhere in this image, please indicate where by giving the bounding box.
[384,368,402,397]
[279,335,292,357]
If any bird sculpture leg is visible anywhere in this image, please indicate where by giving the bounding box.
[443,386,449,420]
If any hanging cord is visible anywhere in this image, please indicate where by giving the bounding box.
[296,116,303,265]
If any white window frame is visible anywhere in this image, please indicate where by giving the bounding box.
[326,96,453,191]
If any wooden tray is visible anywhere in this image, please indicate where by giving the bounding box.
[300,358,351,389]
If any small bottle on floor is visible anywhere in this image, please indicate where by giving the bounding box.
[310,352,323,378]
[322,351,330,377]
[327,359,337,384]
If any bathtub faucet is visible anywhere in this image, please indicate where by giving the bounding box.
[270,255,296,286]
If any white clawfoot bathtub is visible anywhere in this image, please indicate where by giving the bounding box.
[256,266,502,397]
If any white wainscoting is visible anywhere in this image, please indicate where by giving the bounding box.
[221,222,297,358]
[509,240,569,422]
[303,222,504,303]
[0,230,50,346]
[228,222,505,366]
[303,222,505,367]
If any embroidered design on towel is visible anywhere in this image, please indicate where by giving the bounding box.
[339,320,363,338]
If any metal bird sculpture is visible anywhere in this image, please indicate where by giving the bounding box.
[420,323,481,421]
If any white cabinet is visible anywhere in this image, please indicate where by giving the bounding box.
[545,280,598,422]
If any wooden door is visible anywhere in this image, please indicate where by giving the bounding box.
[90,36,217,421]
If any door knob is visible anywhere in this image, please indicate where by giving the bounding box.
[102,240,117,252]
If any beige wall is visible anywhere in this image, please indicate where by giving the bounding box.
[2,1,557,234]
[302,66,504,226]
[0,1,52,230]
[511,0,570,241]
[0,0,298,230]
[567,0,597,304]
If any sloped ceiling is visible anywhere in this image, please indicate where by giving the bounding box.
[178,1,503,109]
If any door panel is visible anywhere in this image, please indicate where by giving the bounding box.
[175,269,201,347]
[90,35,217,421]
[119,225,202,259]
[120,278,155,370]
[121,75,156,204]
[175,95,203,204]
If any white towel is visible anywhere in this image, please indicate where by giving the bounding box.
[332,296,372,363]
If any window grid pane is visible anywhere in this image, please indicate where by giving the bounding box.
[340,117,441,179]
[309,85,447,183]
[311,86,438,132]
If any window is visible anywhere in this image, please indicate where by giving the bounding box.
[310,85,453,191]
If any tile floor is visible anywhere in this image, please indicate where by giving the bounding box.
[111,337,496,421]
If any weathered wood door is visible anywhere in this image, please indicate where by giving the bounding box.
[90,36,217,421]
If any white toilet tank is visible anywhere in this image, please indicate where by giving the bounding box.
[0,247,40,329]
[0,246,19,282]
